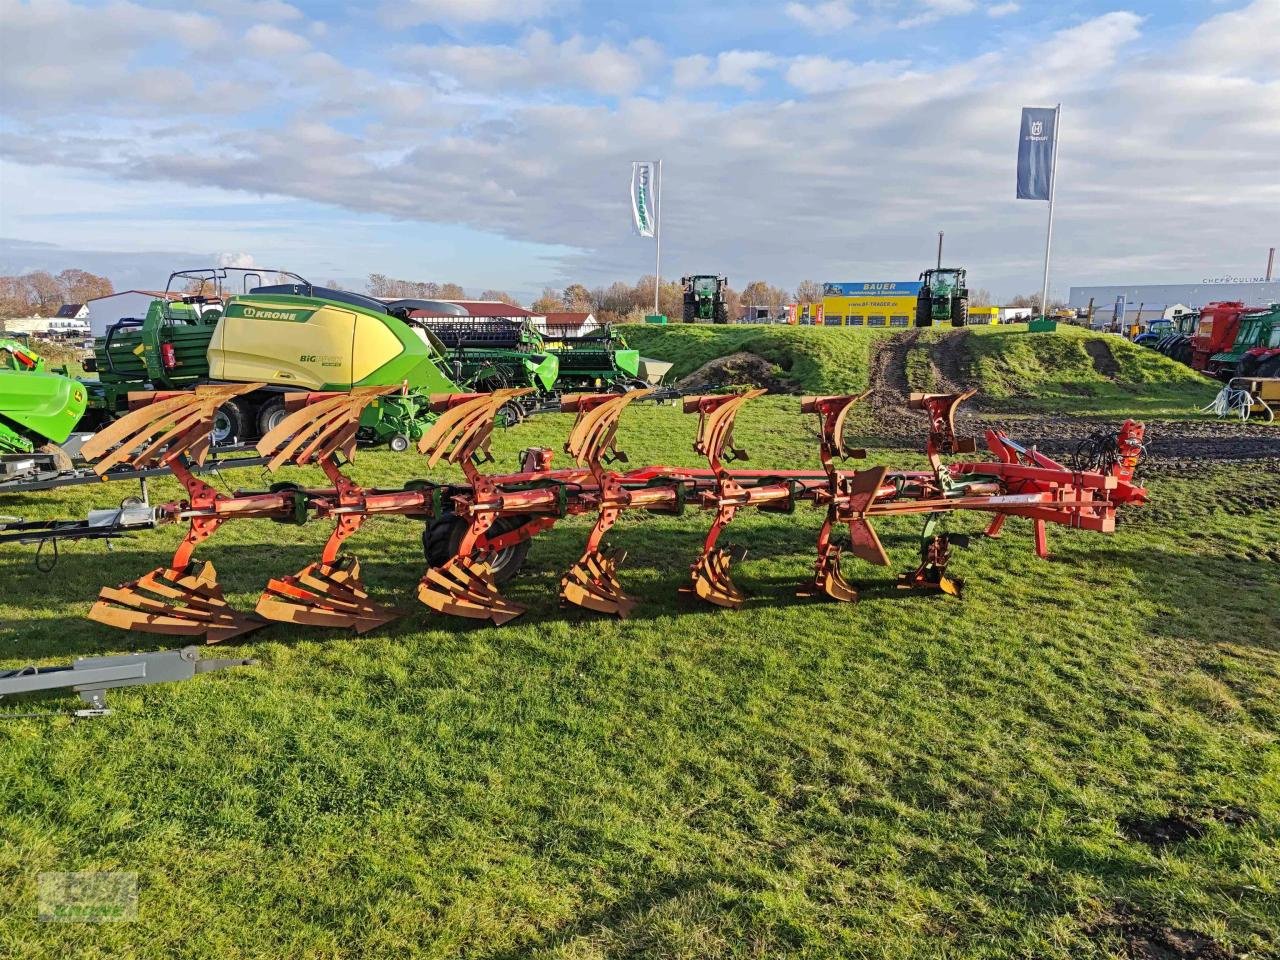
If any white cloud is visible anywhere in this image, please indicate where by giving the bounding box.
[243,23,311,55]
[401,31,658,96]
[785,56,911,94]
[785,1,857,32]
[676,50,779,91]
[217,252,257,268]
[898,0,976,28]
[987,2,1019,17]
[2,3,1277,300]
[0,0,223,108]
[383,0,568,27]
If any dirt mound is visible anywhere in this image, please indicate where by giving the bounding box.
[675,351,797,394]
[1085,338,1121,378]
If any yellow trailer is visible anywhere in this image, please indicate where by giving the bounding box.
[967,306,1000,325]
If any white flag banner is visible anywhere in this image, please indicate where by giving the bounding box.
[631,161,657,238]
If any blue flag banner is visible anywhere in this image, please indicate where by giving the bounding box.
[1017,106,1057,200]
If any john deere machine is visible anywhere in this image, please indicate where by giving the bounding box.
[682,275,729,324]
[542,327,646,392]
[1,339,87,472]
[83,268,463,450]
[413,317,557,417]
[916,268,969,327]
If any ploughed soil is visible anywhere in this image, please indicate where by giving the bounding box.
[676,351,799,394]
[865,334,1280,466]
[1088,909,1234,960]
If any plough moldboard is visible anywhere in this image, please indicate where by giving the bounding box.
[79,384,1147,642]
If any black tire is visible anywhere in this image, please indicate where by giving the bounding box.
[951,298,968,327]
[496,400,525,428]
[1239,354,1261,377]
[423,513,532,585]
[256,397,287,437]
[916,293,931,328]
[1254,355,1280,379]
[212,398,250,445]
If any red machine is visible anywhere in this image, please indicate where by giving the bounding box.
[1190,301,1264,372]
[78,385,1148,641]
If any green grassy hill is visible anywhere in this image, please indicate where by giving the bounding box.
[945,325,1217,415]
[626,323,1219,417]
[623,324,882,394]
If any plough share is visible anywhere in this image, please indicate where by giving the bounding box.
[78,384,1147,641]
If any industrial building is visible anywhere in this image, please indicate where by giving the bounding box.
[821,281,921,327]
[1068,280,1280,323]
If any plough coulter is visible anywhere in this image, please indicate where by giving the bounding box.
[78,385,1147,642]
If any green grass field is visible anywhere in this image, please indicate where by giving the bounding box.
[1,397,1277,958]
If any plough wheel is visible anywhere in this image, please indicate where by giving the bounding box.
[423,514,532,586]
[560,549,636,619]
[256,558,399,634]
[89,561,266,644]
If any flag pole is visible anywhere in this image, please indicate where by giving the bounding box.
[1039,104,1061,319]
[654,159,663,316]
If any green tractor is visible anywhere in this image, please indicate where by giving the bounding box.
[1,339,88,469]
[916,268,969,327]
[682,275,729,324]
[81,268,464,449]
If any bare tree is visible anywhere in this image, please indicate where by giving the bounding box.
[794,280,823,304]
[531,287,562,313]
[562,283,593,311]
[969,287,994,307]
[479,290,522,307]
[438,282,466,299]
[56,268,112,304]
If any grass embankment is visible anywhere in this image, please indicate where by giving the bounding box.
[1,401,1277,958]
[909,325,1218,417]
[623,324,881,394]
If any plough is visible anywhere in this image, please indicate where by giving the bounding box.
[75,383,1147,642]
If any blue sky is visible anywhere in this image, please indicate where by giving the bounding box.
[1,0,1276,301]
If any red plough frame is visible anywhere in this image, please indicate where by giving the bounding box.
[80,387,1146,641]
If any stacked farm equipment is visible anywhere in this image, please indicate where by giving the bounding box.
[411,316,556,423]
[541,326,648,393]
[81,267,464,449]
[72,381,1147,642]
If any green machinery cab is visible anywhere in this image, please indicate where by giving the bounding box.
[1208,302,1280,378]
